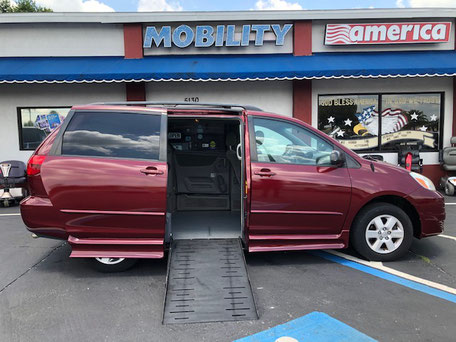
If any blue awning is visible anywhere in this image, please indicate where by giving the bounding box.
[1,50,456,83]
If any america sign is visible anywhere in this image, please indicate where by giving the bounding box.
[325,22,451,45]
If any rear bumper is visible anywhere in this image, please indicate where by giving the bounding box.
[20,196,68,240]
[405,188,445,238]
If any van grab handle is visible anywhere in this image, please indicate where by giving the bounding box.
[236,143,242,161]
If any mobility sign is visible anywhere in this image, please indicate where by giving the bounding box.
[325,22,451,45]
[144,24,293,49]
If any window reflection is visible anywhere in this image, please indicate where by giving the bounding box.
[253,118,333,165]
[62,112,161,160]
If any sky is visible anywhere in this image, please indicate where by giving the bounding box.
[26,0,456,12]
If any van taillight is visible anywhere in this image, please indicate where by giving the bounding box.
[27,155,46,176]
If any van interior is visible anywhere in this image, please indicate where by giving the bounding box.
[166,117,243,240]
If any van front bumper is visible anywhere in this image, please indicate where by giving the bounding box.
[405,188,445,238]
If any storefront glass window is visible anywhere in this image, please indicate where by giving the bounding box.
[380,94,441,151]
[318,93,442,152]
[18,107,70,150]
[318,95,379,151]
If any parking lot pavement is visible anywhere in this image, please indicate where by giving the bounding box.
[0,211,61,291]
[0,203,455,342]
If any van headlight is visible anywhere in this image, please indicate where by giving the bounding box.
[410,172,436,191]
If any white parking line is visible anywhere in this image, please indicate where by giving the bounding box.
[445,203,456,205]
[325,250,456,295]
[0,213,21,217]
[439,234,456,241]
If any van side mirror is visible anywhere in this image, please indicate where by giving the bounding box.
[330,150,345,167]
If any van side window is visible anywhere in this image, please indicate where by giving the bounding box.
[61,111,161,160]
[252,118,333,165]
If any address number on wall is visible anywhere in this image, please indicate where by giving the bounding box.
[184,97,200,102]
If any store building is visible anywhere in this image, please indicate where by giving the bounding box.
[1,8,456,185]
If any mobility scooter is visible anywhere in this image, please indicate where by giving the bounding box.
[0,160,27,207]
[439,137,456,196]
[398,141,423,173]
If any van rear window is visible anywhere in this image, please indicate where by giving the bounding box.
[61,111,161,160]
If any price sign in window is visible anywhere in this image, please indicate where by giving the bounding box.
[18,107,71,150]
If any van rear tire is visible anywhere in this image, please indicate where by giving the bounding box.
[351,203,413,262]
[91,257,137,273]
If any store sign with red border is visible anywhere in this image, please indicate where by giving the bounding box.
[325,22,451,45]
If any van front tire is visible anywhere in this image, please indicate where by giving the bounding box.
[91,257,137,272]
[351,203,413,262]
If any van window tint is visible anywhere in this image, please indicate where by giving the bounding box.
[62,112,161,160]
[253,118,333,165]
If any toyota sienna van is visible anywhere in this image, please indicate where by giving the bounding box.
[20,103,445,271]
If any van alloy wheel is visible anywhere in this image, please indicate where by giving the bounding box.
[91,257,137,272]
[95,257,125,265]
[351,202,413,261]
[365,215,404,254]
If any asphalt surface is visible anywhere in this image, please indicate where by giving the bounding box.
[0,197,455,342]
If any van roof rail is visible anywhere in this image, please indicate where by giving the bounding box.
[89,101,263,112]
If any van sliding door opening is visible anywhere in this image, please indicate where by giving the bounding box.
[166,117,243,240]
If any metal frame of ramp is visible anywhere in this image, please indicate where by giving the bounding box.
[163,239,258,324]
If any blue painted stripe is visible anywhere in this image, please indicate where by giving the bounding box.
[234,311,376,342]
[312,251,456,304]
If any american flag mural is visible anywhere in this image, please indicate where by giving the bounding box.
[378,108,409,132]
[355,106,408,136]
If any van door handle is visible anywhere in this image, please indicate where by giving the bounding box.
[254,168,276,177]
[140,167,164,175]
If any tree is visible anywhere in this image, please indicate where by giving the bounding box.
[0,0,52,13]
[0,0,13,12]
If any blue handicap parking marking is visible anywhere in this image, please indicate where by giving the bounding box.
[234,311,376,342]
[312,251,456,304]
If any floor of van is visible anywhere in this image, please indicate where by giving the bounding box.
[170,211,241,240]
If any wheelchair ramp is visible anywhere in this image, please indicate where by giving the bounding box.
[163,239,258,324]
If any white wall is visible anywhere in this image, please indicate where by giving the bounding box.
[0,83,125,163]
[312,77,453,165]
[0,23,124,57]
[146,80,293,116]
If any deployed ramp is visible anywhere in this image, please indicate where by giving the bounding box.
[163,239,258,324]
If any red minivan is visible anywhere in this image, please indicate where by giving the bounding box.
[21,103,445,271]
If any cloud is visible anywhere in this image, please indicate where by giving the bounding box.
[36,0,114,12]
[398,0,456,7]
[396,0,405,8]
[63,130,160,156]
[137,0,183,11]
[254,0,303,10]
